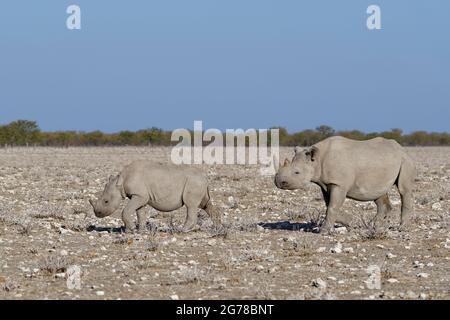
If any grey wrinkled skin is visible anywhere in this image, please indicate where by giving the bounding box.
[274,136,416,233]
[89,161,221,233]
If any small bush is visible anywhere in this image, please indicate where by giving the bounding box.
[0,213,32,235]
[38,255,70,275]
[175,266,211,285]
[145,221,159,238]
[206,223,232,239]
[63,220,89,232]
[113,235,133,245]
[356,214,389,240]
[145,240,160,252]
[1,280,19,292]
[233,216,258,233]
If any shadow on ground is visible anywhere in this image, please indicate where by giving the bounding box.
[258,220,319,233]
[86,225,124,233]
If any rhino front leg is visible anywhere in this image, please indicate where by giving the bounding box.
[121,195,149,233]
[320,185,346,234]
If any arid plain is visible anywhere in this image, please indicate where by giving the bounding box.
[0,146,449,299]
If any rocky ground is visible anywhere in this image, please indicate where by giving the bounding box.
[0,146,449,300]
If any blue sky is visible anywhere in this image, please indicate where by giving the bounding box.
[0,1,449,133]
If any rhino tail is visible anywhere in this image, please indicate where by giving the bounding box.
[203,186,222,225]
[201,186,212,209]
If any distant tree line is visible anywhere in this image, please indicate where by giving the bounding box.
[0,120,449,147]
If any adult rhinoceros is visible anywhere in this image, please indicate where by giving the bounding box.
[274,136,416,233]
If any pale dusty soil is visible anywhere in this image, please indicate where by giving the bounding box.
[0,146,449,300]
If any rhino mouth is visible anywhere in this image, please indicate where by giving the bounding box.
[94,210,111,218]
[275,178,306,191]
[275,177,293,190]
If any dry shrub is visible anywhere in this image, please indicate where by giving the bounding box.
[355,213,389,240]
[38,255,70,275]
[174,266,212,285]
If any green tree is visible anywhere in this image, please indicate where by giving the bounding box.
[316,125,335,140]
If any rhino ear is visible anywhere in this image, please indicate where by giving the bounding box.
[283,158,290,166]
[89,199,95,209]
[109,175,116,183]
[305,146,318,162]
[294,146,303,154]
[115,175,126,198]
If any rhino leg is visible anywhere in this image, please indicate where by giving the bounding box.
[204,201,221,226]
[374,193,393,228]
[397,160,415,229]
[121,195,149,233]
[321,187,352,227]
[181,180,207,232]
[182,205,200,232]
[320,187,330,206]
[320,185,346,234]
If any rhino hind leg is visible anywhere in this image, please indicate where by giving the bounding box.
[182,206,199,232]
[374,194,393,228]
[181,179,207,232]
[204,200,221,226]
[397,159,416,229]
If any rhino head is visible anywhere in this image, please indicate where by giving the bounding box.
[274,146,318,190]
[89,175,124,218]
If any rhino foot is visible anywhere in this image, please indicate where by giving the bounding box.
[319,223,335,235]
[181,224,199,233]
[181,227,197,233]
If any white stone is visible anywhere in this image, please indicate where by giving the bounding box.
[387,278,399,283]
[343,247,354,254]
[432,202,442,210]
[330,242,342,253]
[227,196,236,208]
[416,273,429,278]
[311,278,327,289]
[256,265,264,271]
[335,226,347,234]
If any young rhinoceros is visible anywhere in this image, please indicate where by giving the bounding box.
[89,161,220,232]
[274,136,416,233]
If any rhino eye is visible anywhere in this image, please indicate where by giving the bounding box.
[104,200,109,204]
[295,171,300,174]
